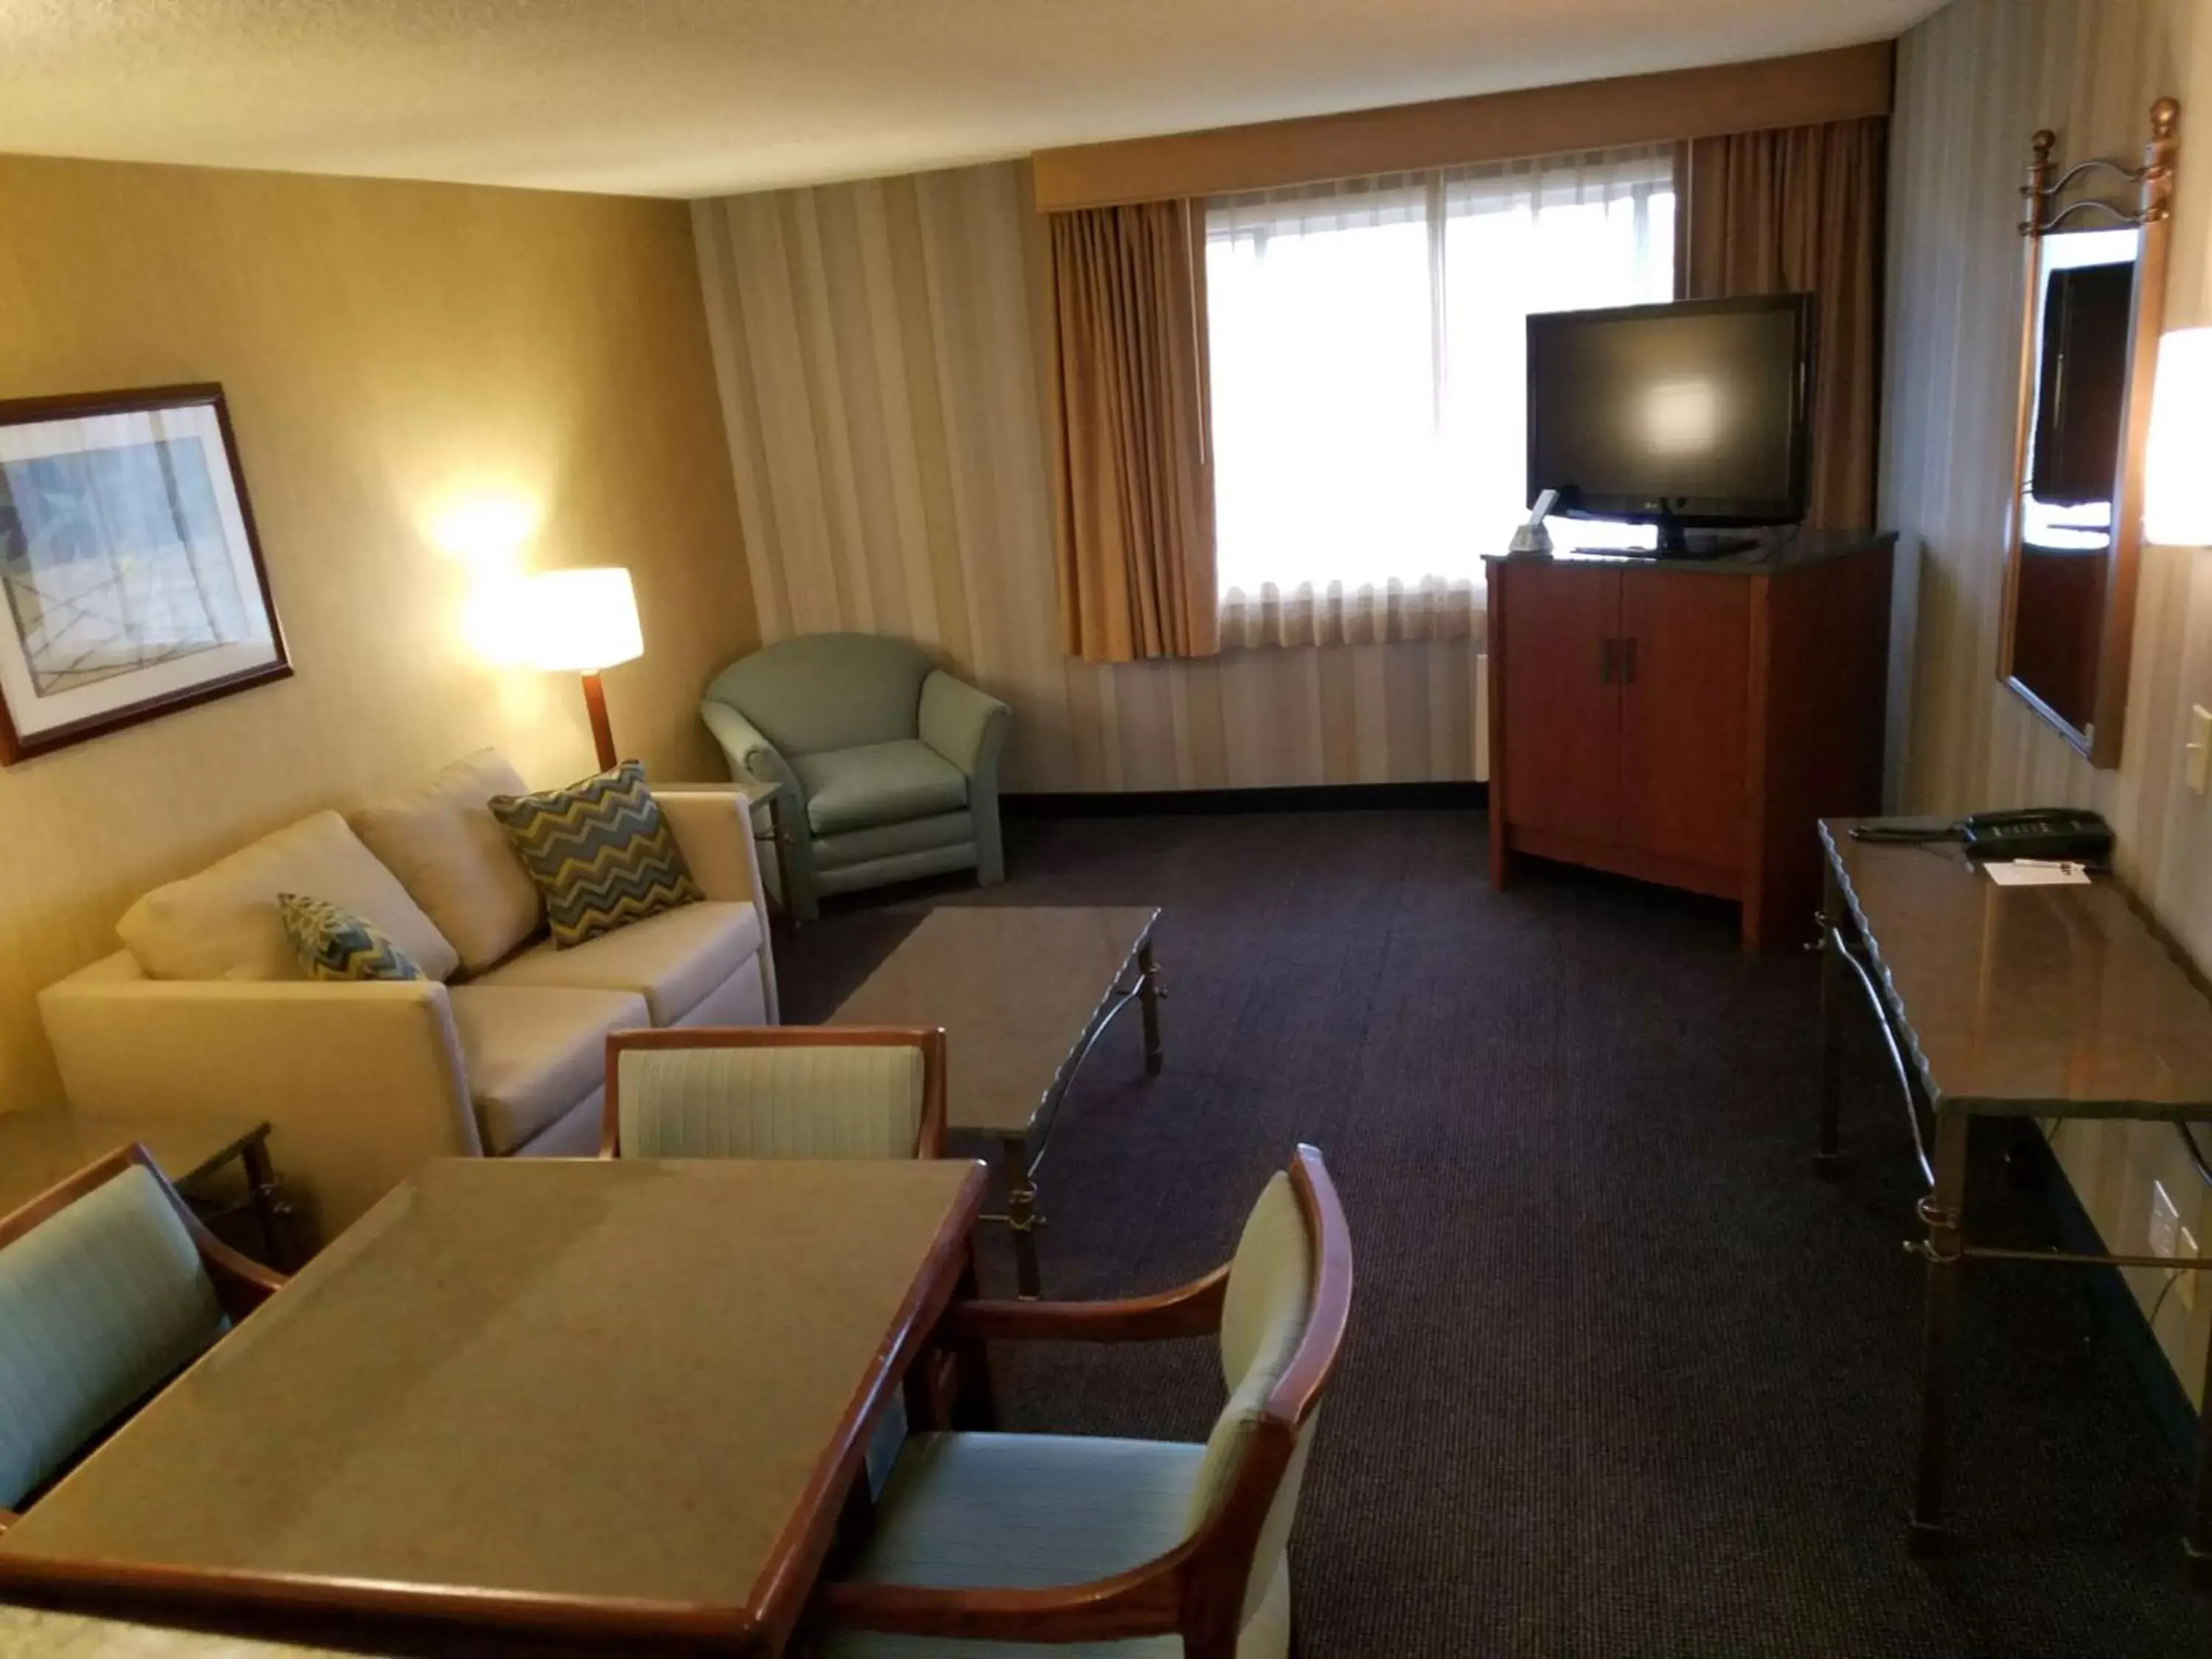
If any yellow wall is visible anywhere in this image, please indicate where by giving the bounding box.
[1887,0,2212,1395]
[0,153,756,1108]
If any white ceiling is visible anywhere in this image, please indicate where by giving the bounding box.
[0,0,1942,200]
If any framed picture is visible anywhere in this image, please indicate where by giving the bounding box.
[0,383,289,764]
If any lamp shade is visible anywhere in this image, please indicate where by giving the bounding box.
[523,568,643,672]
[2145,328,2212,547]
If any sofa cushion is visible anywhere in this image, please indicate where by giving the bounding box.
[795,740,968,837]
[475,900,762,1026]
[448,984,647,1155]
[119,810,459,984]
[490,761,703,949]
[351,750,544,974]
[276,894,427,983]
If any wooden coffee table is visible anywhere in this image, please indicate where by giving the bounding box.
[831,905,1163,1296]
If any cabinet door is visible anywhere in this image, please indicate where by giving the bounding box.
[1618,569,1750,874]
[1498,561,1621,843]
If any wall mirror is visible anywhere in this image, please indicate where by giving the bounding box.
[2000,100,2179,766]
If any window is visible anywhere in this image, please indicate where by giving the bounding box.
[1205,147,1676,633]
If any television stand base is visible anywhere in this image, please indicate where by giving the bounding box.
[1653,524,1770,560]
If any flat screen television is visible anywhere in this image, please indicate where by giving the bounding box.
[1526,293,1814,557]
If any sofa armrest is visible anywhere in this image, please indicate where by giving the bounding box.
[918,671,1011,781]
[654,789,771,909]
[38,971,477,1251]
[701,700,800,797]
[653,789,782,1023]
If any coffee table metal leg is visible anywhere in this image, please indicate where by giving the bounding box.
[1005,1135,1043,1300]
[1139,939,1164,1078]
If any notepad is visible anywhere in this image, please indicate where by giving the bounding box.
[1983,860,2093,886]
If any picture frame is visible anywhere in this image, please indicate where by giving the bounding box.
[0,383,289,764]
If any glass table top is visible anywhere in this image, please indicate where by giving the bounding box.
[830,905,1160,1138]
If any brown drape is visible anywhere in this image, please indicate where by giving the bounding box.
[1680,116,1887,529]
[1046,201,1219,662]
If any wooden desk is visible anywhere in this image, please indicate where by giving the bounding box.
[0,1107,291,1267]
[1818,818,2212,1565]
[0,1157,988,1655]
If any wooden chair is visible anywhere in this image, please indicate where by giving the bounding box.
[815,1144,1353,1659]
[602,1025,948,1161]
[0,1144,286,1530]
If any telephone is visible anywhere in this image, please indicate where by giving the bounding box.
[1957,807,2114,864]
[1849,807,2114,864]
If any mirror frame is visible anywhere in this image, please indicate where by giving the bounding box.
[1998,98,2180,768]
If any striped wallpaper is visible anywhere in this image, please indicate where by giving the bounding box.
[691,159,1486,795]
[1886,0,2212,1397]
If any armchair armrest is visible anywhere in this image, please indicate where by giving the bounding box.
[919,671,1011,780]
[950,1265,1228,1343]
[701,700,799,796]
[820,1549,1189,1644]
[38,970,478,1248]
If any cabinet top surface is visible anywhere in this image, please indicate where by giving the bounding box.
[1485,528,1895,576]
[1820,818,2212,1119]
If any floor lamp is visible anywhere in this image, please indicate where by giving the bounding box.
[526,568,643,772]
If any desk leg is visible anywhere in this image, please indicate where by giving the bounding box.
[1910,1112,1969,1553]
[1816,868,1846,1179]
[1005,1136,1043,1301]
[1138,939,1164,1078]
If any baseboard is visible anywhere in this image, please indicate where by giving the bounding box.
[1001,781,1489,818]
[2013,1124,2200,1459]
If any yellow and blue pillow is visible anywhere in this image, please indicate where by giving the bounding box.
[488,760,701,948]
[276,894,427,982]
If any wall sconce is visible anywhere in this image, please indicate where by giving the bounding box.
[523,568,644,772]
[2145,327,2212,546]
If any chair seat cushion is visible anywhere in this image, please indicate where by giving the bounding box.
[821,1433,1210,1658]
[448,984,648,1155]
[474,900,762,1026]
[795,741,968,837]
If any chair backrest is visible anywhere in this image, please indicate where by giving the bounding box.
[604,1026,946,1161]
[0,1151,232,1512]
[1183,1146,1352,1632]
[703,634,935,759]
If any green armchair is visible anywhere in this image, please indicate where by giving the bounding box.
[702,634,1011,922]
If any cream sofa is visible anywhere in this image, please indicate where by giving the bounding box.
[39,751,779,1248]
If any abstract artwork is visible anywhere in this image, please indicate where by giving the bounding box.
[0,386,287,762]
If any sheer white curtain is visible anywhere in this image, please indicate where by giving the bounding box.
[1206,147,1676,647]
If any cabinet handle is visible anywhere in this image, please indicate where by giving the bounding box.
[1624,637,1639,684]
[1600,638,1617,683]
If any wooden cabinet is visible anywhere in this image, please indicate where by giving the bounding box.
[1486,533,1893,950]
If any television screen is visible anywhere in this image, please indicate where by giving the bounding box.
[1526,295,1812,540]
[2030,260,2131,508]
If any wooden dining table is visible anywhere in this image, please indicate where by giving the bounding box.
[0,1155,988,1655]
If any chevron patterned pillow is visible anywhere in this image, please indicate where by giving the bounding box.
[488,760,703,948]
[276,893,428,982]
